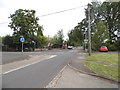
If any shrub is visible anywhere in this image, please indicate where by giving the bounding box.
[107,44,117,51]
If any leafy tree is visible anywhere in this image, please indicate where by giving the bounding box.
[8,9,44,50]
[8,9,40,43]
[0,36,2,50]
[85,1,120,43]
[37,25,44,36]
[100,2,120,43]
[2,35,15,51]
[49,29,64,48]
[56,29,64,45]
[91,21,109,50]
[77,1,119,51]
[2,35,13,46]
[0,36,2,43]
[68,24,84,46]
[36,35,48,48]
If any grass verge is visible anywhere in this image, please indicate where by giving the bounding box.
[87,53,118,65]
[85,62,119,81]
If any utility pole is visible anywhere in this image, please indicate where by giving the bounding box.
[88,4,91,56]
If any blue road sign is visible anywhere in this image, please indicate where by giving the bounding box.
[20,37,25,42]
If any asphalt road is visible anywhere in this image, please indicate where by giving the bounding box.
[2,49,75,64]
[2,52,29,64]
[2,49,76,88]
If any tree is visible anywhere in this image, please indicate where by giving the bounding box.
[2,35,14,51]
[85,1,120,43]
[68,24,84,46]
[37,25,44,36]
[49,29,64,48]
[91,21,109,50]
[8,9,44,50]
[0,36,2,51]
[56,29,64,46]
[101,2,120,43]
[77,1,119,50]
[2,35,13,46]
[36,35,48,48]
[8,9,40,43]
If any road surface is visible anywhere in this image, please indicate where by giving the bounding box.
[2,49,76,88]
[2,48,118,88]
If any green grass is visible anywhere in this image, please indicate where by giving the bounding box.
[87,53,118,65]
[85,62,119,81]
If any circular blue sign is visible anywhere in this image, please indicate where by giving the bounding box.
[20,37,25,42]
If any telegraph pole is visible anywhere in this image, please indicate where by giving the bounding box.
[88,4,91,56]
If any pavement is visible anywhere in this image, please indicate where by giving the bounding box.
[46,47,119,88]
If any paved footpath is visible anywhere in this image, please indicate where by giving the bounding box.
[47,66,118,88]
[46,47,119,88]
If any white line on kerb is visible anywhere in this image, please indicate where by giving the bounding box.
[3,55,57,75]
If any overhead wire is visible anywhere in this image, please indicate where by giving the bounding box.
[0,5,87,24]
[38,5,87,17]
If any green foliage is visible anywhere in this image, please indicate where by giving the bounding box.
[8,9,44,51]
[76,2,119,51]
[50,30,64,48]
[2,35,15,51]
[8,9,43,44]
[36,35,48,48]
[101,2,120,43]
[2,35,13,46]
[0,36,2,51]
[91,21,109,51]
[56,29,64,45]
[107,44,117,51]
[37,26,44,36]
[68,27,84,46]
[114,40,120,51]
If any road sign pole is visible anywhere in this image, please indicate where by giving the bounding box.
[20,37,25,53]
[22,42,23,53]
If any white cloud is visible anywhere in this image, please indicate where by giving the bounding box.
[0,0,106,39]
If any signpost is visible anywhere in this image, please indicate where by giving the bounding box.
[84,39,88,44]
[20,37,25,52]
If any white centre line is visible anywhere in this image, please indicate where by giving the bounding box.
[3,55,57,75]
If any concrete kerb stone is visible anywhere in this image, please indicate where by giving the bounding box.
[45,65,68,88]
[68,63,119,84]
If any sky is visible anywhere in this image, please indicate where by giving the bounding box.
[0,0,106,40]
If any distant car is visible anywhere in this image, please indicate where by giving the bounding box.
[99,46,108,52]
[67,46,73,49]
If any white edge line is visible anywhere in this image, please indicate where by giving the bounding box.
[3,55,57,75]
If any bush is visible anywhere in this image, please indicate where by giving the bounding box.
[107,44,117,51]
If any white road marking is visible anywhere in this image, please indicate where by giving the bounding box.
[49,55,57,59]
[3,55,57,75]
